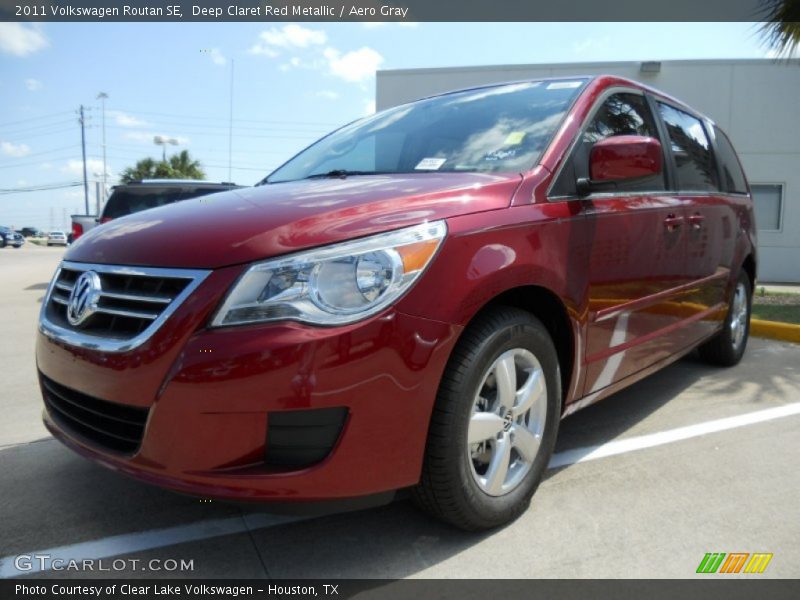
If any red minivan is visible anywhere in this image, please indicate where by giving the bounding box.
[37,76,756,530]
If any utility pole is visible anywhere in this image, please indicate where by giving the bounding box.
[97,92,108,209]
[78,105,89,214]
[228,58,234,182]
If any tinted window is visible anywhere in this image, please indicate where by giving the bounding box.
[267,79,589,183]
[713,126,748,194]
[102,186,227,219]
[551,92,664,197]
[657,103,718,192]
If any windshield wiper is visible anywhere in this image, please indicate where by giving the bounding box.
[304,170,387,179]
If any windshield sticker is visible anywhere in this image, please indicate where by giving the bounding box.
[415,157,447,170]
[483,148,519,162]
[546,81,583,90]
[503,131,526,146]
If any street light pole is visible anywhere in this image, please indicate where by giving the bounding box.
[228,58,234,182]
[97,92,108,208]
[154,136,179,164]
[79,105,89,214]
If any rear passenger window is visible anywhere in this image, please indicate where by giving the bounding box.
[657,103,718,192]
[712,126,748,194]
[551,92,665,197]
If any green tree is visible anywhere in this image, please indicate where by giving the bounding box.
[167,150,205,179]
[761,0,800,56]
[119,151,205,184]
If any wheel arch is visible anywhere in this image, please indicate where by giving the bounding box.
[457,284,577,407]
[741,253,756,291]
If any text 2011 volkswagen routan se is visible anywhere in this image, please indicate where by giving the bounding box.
[38,76,756,530]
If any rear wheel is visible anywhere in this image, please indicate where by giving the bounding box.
[412,307,561,530]
[698,270,752,366]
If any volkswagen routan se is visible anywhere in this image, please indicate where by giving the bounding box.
[38,75,756,530]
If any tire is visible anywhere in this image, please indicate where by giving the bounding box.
[411,306,561,530]
[698,270,752,367]
[47,243,52,247]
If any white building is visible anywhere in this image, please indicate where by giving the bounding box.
[376,59,800,283]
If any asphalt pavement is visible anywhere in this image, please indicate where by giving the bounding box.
[1,243,799,579]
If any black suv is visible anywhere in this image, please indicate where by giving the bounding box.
[100,179,241,223]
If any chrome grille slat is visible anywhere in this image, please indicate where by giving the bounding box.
[99,291,172,304]
[93,306,159,320]
[39,261,211,353]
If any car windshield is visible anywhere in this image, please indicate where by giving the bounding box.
[102,186,228,219]
[266,79,588,183]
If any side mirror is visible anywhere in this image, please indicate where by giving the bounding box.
[578,135,663,195]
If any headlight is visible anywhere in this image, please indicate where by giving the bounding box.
[211,220,447,327]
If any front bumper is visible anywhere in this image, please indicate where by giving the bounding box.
[37,307,461,501]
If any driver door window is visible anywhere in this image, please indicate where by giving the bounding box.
[551,92,665,197]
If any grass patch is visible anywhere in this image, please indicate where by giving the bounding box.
[752,291,800,325]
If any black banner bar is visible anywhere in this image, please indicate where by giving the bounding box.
[4,580,800,600]
[0,0,775,22]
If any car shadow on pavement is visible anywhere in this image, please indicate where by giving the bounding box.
[1,340,796,578]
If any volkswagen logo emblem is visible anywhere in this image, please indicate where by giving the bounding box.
[66,271,101,327]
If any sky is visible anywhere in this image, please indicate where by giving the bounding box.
[0,21,777,230]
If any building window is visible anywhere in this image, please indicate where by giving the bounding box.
[751,184,783,231]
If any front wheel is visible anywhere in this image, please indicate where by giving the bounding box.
[698,271,752,366]
[412,307,561,530]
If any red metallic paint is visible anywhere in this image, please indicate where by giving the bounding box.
[589,135,663,181]
[65,173,521,269]
[37,75,757,502]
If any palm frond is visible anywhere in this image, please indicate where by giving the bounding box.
[759,0,800,57]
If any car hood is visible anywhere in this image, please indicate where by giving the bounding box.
[65,173,521,269]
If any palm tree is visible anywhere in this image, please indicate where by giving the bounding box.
[168,150,205,180]
[119,151,205,184]
[760,0,800,56]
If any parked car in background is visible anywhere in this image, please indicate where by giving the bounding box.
[0,226,25,248]
[38,76,756,530]
[20,227,46,238]
[47,231,68,246]
[70,180,242,241]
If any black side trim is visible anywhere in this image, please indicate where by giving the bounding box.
[266,407,348,469]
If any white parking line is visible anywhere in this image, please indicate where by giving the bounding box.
[2,402,799,578]
[0,513,300,578]
[549,402,800,468]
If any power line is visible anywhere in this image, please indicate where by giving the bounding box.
[104,125,324,141]
[104,142,292,156]
[0,119,76,137]
[0,154,78,169]
[0,181,82,194]
[1,126,80,142]
[0,111,73,128]
[112,107,339,127]
[0,144,79,161]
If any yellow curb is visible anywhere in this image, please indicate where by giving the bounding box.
[751,319,800,344]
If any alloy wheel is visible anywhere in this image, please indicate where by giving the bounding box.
[467,348,548,496]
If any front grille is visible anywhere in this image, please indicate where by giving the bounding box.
[40,373,149,454]
[41,261,209,352]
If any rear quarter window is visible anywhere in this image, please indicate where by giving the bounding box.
[712,126,748,194]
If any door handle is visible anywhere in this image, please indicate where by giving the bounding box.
[688,213,705,230]
[664,214,684,232]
